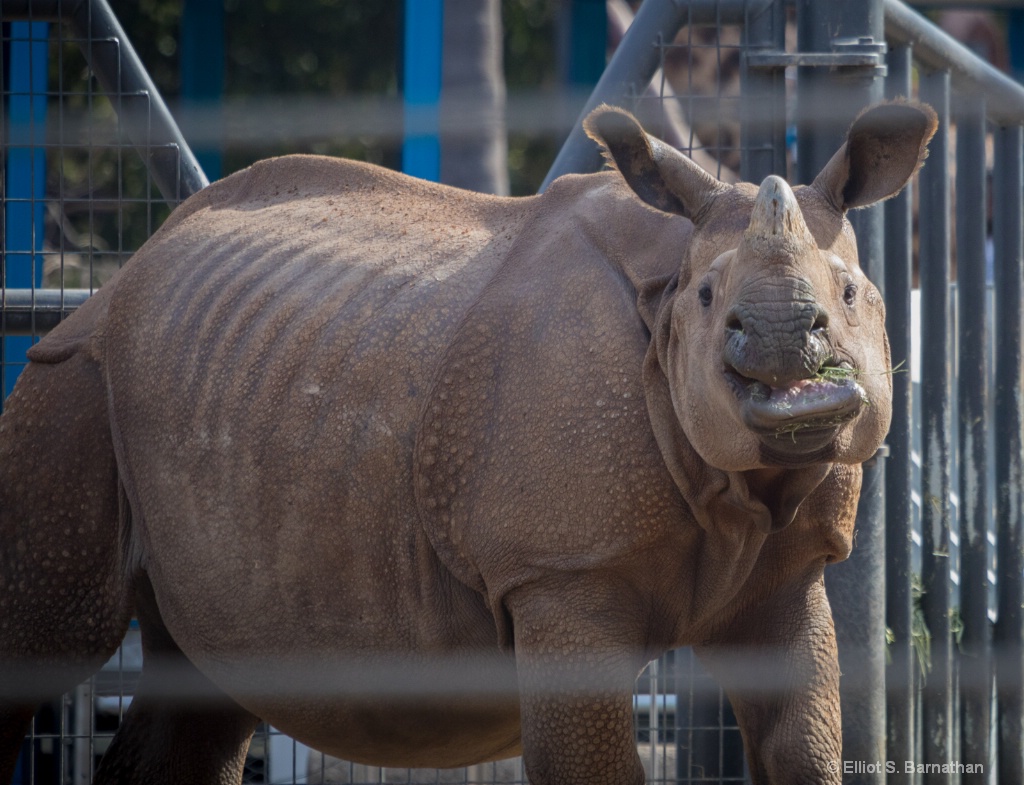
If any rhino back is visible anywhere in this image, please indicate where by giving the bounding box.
[103,157,532,659]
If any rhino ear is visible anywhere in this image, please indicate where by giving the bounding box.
[584,105,725,223]
[812,100,938,211]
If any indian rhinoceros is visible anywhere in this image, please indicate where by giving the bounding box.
[0,101,935,785]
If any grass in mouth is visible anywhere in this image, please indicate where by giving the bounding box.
[812,365,859,384]
[811,359,907,384]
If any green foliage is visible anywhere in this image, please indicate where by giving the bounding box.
[911,573,932,678]
[503,0,560,89]
[504,0,564,193]
[109,0,183,94]
[222,0,400,96]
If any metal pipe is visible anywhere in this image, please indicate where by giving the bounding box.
[402,0,443,181]
[918,68,954,785]
[541,0,773,189]
[993,122,1024,785]
[885,0,1024,126]
[794,0,847,184]
[0,290,93,336]
[3,18,50,399]
[793,0,889,777]
[4,0,209,200]
[739,0,787,182]
[955,91,992,784]
[883,44,916,785]
[67,0,207,201]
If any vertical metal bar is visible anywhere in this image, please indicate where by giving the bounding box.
[955,91,992,783]
[884,42,916,785]
[795,0,844,183]
[181,0,225,180]
[561,0,607,89]
[918,68,954,785]
[541,0,691,188]
[73,682,91,784]
[797,1,888,776]
[2,20,48,400]
[1009,10,1024,84]
[67,0,207,201]
[993,123,1024,785]
[740,0,786,182]
[402,0,444,181]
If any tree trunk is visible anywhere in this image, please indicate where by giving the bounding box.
[440,0,508,195]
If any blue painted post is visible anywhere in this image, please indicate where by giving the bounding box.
[181,0,225,180]
[564,0,607,88]
[403,0,444,181]
[3,21,48,400]
[1010,11,1024,83]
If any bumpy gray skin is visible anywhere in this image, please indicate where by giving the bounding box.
[0,103,935,785]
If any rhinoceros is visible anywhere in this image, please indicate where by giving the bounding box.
[0,101,935,784]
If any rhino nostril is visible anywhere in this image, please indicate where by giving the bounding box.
[812,310,829,332]
[726,315,743,333]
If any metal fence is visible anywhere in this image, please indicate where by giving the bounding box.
[2,0,1023,783]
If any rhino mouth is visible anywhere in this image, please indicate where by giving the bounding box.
[725,363,868,451]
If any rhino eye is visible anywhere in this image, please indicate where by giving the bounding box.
[843,283,857,306]
[698,284,713,307]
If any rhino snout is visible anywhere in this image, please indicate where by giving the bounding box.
[722,298,831,388]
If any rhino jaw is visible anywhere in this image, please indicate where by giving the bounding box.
[725,368,868,456]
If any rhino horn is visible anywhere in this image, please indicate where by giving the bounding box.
[744,175,816,248]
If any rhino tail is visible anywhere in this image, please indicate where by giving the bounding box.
[117,477,144,586]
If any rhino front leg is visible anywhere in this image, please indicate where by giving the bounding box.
[506,578,648,785]
[696,575,842,785]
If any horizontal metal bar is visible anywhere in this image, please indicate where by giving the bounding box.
[910,1,1024,8]
[3,0,777,24]
[885,0,1024,125]
[1,289,93,335]
[746,51,882,68]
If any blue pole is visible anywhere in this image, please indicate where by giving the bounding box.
[181,0,224,180]
[3,21,48,400]
[566,0,607,88]
[1010,10,1024,84]
[403,0,444,181]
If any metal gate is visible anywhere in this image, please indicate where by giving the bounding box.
[2,0,1023,783]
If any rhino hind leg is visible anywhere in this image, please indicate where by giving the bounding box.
[0,355,133,782]
[92,575,260,785]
